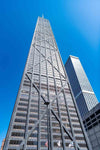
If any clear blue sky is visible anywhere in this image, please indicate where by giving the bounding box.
[0,0,100,147]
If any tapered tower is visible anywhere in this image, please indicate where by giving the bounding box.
[3,17,92,150]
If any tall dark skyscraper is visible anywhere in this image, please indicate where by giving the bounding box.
[83,103,100,150]
[65,55,98,118]
[3,17,92,150]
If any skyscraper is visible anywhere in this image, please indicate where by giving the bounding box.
[83,103,100,150]
[3,17,91,150]
[65,55,98,118]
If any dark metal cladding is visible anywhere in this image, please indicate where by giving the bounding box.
[3,17,92,150]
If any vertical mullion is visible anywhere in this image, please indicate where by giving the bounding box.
[24,76,31,150]
[50,48,66,150]
[24,47,35,149]
[45,34,53,149]
[45,33,50,150]
[55,51,78,150]
[37,28,41,150]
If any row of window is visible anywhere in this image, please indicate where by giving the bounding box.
[9,139,87,148]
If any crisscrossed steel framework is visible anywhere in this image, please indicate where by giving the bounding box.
[3,17,92,150]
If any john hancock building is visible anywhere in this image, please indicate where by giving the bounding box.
[3,17,92,150]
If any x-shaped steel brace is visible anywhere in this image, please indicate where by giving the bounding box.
[34,49,57,67]
[36,31,54,42]
[35,31,57,50]
[35,38,57,51]
[17,73,80,150]
[51,108,80,150]
[32,44,66,80]
[36,28,53,38]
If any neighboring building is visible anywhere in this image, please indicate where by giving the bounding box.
[1,139,5,150]
[3,17,92,150]
[83,103,100,150]
[65,55,98,118]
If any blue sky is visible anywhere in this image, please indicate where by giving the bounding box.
[0,0,100,147]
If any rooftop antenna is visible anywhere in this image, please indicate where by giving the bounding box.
[42,14,44,18]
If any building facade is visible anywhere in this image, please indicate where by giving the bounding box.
[65,56,98,118]
[3,17,91,150]
[83,103,100,150]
